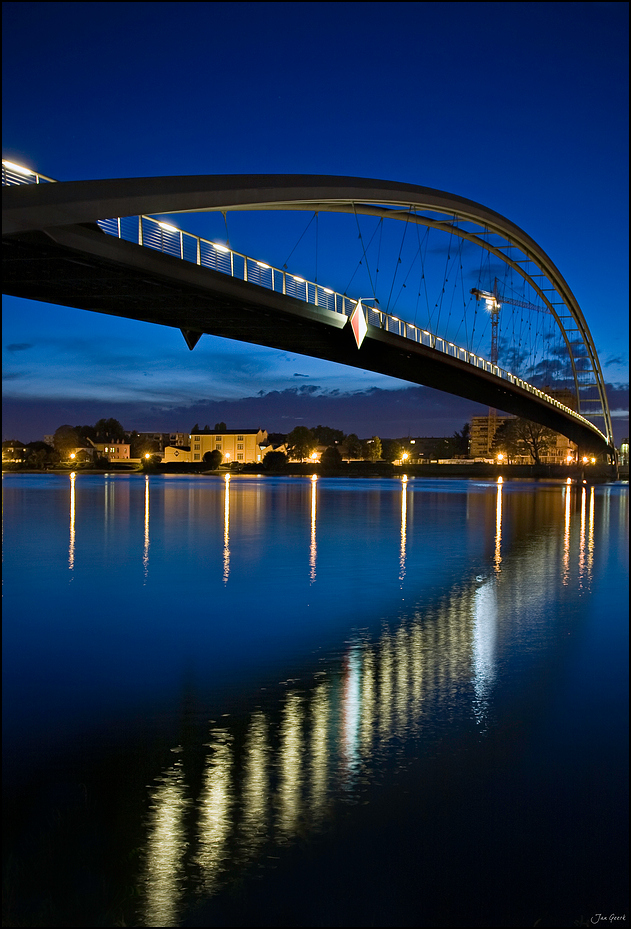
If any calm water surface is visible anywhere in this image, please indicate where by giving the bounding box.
[2,473,628,927]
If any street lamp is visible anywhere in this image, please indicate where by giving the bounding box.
[497,453,505,463]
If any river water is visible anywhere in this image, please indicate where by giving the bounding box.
[2,473,628,927]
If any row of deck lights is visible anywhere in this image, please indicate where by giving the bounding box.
[1,160,606,445]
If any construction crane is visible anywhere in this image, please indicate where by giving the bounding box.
[470,278,549,455]
[470,277,548,365]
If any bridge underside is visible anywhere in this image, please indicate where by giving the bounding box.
[3,222,607,452]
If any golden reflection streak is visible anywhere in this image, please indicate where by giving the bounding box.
[196,730,233,893]
[399,476,407,582]
[310,682,330,822]
[277,692,303,839]
[395,627,409,732]
[341,644,362,784]
[472,578,497,728]
[143,759,190,928]
[360,646,376,756]
[240,712,269,860]
[310,474,317,583]
[410,623,423,719]
[68,471,76,572]
[145,485,592,899]
[223,474,230,584]
[563,483,571,585]
[579,486,587,587]
[379,633,394,743]
[493,477,503,575]
[143,474,150,580]
[588,485,595,583]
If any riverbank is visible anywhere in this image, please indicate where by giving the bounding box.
[4,462,626,481]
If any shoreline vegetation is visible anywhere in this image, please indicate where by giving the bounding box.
[3,462,625,481]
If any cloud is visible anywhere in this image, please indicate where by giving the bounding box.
[5,343,34,353]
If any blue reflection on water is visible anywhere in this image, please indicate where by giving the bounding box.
[2,474,628,927]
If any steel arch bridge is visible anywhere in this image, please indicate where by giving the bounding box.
[2,163,614,456]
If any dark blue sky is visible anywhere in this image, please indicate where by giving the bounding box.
[2,1,628,442]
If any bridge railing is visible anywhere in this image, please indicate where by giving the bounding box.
[1,162,56,186]
[93,213,602,436]
[0,162,604,440]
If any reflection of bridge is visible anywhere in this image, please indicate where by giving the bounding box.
[2,163,613,454]
[136,476,609,926]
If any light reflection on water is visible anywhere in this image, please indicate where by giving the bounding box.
[2,474,627,927]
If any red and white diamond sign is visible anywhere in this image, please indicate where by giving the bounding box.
[349,300,368,348]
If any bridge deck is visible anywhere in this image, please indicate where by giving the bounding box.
[3,220,608,451]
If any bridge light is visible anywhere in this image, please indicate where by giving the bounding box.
[293,276,305,283]
[323,288,334,294]
[158,222,178,232]
[2,160,33,176]
[213,243,230,252]
[256,262,270,269]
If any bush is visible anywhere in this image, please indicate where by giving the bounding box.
[320,446,344,469]
[203,449,223,469]
[263,450,288,472]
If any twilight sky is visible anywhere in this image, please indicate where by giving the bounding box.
[2,1,628,444]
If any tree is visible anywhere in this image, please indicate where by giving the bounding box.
[25,441,58,469]
[129,432,160,458]
[94,418,125,441]
[342,433,362,459]
[381,439,403,463]
[320,446,344,469]
[74,424,97,443]
[491,420,521,463]
[214,421,227,433]
[362,436,382,461]
[287,426,316,461]
[452,422,471,457]
[53,425,80,457]
[493,417,558,465]
[263,450,288,471]
[312,425,345,446]
[203,449,223,469]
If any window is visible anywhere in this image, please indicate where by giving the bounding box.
[237,435,244,441]
[193,436,200,441]
[237,453,244,460]
[194,444,200,450]
[193,453,200,461]
[237,444,243,450]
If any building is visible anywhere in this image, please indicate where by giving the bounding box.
[469,416,515,458]
[164,429,269,464]
[470,413,577,464]
[620,438,629,467]
[89,440,131,461]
